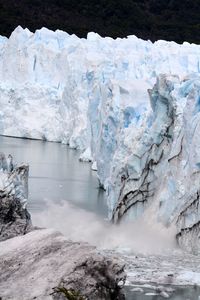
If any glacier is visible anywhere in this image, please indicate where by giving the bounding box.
[1,26,200,252]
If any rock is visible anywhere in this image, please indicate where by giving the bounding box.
[0,195,32,241]
[0,153,31,241]
[0,153,126,300]
[0,229,126,300]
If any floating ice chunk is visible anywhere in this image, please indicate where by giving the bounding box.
[79,147,92,162]
[91,161,97,171]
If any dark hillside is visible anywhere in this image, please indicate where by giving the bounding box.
[0,0,200,43]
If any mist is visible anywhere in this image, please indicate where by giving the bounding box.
[32,199,177,255]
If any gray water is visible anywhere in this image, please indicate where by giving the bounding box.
[0,136,199,300]
[125,285,200,300]
[0,136,107,216]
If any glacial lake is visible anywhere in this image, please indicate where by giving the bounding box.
[0,135,199,300]
[0,136,108,217]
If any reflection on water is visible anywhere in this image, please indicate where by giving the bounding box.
[0,136,107,217]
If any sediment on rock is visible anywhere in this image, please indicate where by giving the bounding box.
[0,229,126,300]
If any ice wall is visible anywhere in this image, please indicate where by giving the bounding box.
[0,26,200,252]
[109,74,200,253]
[0,26,199,148]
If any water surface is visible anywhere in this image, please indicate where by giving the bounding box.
[125,285,200,300]
[0,136,107,216]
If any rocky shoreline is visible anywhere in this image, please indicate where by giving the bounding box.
[0,153,126,300]
[1,151,200,300]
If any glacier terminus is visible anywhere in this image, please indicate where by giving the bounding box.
[0,26,200,254]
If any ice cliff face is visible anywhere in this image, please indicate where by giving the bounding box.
[1,26,200,252]
[110,74,200,254]
[0,26,199,147]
